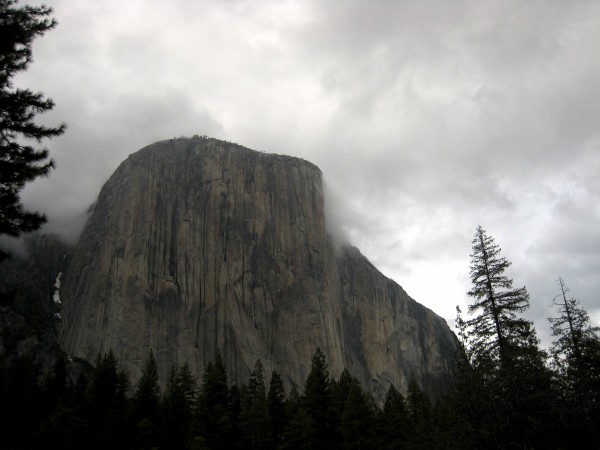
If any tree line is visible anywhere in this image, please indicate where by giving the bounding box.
[0,347,438,450]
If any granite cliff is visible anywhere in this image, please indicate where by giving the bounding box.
[59,137,458,400]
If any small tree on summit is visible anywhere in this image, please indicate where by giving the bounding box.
[0,0,66,259]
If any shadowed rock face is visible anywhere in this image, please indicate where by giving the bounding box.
[60,137,457,400]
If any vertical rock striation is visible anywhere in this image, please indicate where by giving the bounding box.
[60,137,457,400]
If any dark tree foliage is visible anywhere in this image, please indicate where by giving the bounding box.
[340,377,376,450]
[549,277,599,374]
[228,382,244,447]
[1,337,599,449]
[301,347,338,448]
[267,369,287,448]
[465,225,538,369]
[195,349,234,449]
[161,362,197,448]
[240,359,272,449]
[333,368,354,416]
[0,355,45,449]
[133,349,160,419]
[42,350,70,405]
[86,351,130,449]
[405,379,434,449]
[132,349,160,447]
[455,226,559,448]
[0,0,66,259]
[379,384,410,448]
[282,386,311,448]
[548,278,600,448]
[443,328,499,449]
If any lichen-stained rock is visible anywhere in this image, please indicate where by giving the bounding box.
[60,137,457,400]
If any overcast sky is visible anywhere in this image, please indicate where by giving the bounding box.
[14,0,600,346]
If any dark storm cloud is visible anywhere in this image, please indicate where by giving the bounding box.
[11,0,600,345]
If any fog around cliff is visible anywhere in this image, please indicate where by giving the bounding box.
[12,0,600,346]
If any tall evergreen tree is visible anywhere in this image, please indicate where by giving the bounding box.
[282,386,311,448]
[88,351,118,416]
[267,369,287,448]
[133,349,160,420]
[340,378,375,450]
[463,226,555,448]
[379,384,410,448]
[240,359,272,449]
[548,278,600,447]
[465,225,538,369]
[0,0,66,259]
[133,349,161,448]
[302,347,337,448]
[195,350,233,449]
[406,380,433,449]
[86,351,129,449]
[333,368,354,416]
[549,277,599,374]
[161,363,197,449]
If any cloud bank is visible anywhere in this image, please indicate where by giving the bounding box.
[12,0,600,346]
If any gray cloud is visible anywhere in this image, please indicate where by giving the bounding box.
[10,0,600,347]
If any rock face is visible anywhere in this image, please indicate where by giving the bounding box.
[60,137,457,400]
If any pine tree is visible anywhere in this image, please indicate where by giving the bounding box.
[240,359,272,449]
[267,369,287,448]
[406,380,432,448]
[465,225,538,369]
[549,277,599,375]
[463,226,555,448]
[87,351,129,449]
[548,278,600,447]
[134,349,160,421]
[133,349,160,448]
[333,368,354,416]
[445,329,495,450]
[379,384,410,448]
[161,363,197,449]
[196,350,233,449]
[302,347,337,448]
[88,351,119,415]
[229,383,243,447]
[283,386,312,449]
[340,378,375,450]
[178,361,197,405]
[0,0,66,259]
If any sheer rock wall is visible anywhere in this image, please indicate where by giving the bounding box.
[60,137,457,399]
